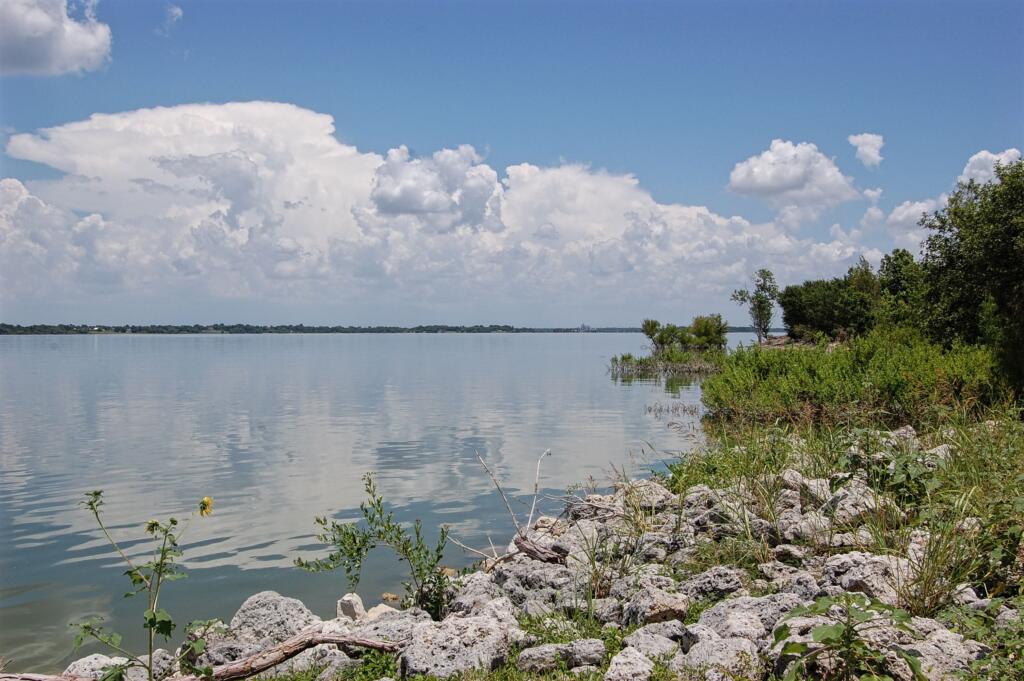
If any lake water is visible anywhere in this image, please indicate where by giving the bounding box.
[0,332,750,672]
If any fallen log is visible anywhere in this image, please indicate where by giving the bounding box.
[0,628,402,681]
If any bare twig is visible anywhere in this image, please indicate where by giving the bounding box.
[526,449,552,529]
[448,534,498,560]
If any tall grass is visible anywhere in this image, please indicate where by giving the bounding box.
[701,327,1003,428]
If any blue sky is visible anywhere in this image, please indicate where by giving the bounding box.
[0,0,1022,325]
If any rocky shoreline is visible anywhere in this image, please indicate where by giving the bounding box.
[63,426,1020,680]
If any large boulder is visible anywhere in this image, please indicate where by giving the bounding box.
[822,551,912,606]
[697,593,804,647]
[616,479,677,512]
[398,598,524,678]
[623,624,687,660]
[228,591,321,644]
[758,561,820,601]
[347,607,433,643]
[446,572,504,616]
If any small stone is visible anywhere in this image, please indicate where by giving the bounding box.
[680,566,746,599]
[821,479,889,527]
[570,664,599,676]
[623,627,681,660]
[670,637,761,681]
[604,647,654,681]
[622,587,689,625]
[517,644,568,674]
[365,603,399,620]
[337,592,366,620]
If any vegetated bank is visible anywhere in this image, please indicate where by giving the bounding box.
[12,163,1024,681]
[609,315,735,380]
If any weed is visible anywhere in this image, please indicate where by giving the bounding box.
[296,473,451,619]
[775,593,926,680]
[74,491,219,681]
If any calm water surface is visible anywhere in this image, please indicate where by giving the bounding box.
[0,333,750,671]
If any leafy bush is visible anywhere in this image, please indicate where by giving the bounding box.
[700,327,1002,427]
[641,314,729,353]
[296,473,451,619]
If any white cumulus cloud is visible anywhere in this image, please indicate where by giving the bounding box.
[0,0,111,75]
[958,147,1021,184]
[2,102,909,321]
[729,139,860,227]
[848,133,884,167]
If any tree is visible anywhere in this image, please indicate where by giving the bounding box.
[689,314,729,350]
[877,248,925,329]
[641,319,661,345]
[732,269,779,343]
[920,159,1024,388]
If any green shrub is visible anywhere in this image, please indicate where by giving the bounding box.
[700,327,1002,428]
[296,473,451,619]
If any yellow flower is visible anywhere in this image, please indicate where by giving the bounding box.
[198,496,214,517]
[144,519,160,534]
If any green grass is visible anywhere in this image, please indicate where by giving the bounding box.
[700,327,1004,428]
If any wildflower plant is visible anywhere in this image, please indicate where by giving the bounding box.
[74,491,220,681]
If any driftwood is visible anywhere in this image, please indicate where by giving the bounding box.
[0,628,402,681]
[513,532,566,564]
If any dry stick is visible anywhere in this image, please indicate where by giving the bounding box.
[474,450,520,532]
[525,449,552,530]
[450,449,558,567]
[447,534,497,560]
[0,630,401,681]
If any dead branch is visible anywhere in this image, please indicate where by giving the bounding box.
[513,532,567,564]
[0,629,401,681]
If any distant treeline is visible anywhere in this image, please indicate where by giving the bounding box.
[0,323,768,336]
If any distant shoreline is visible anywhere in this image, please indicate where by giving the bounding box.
[0,323,775,336]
